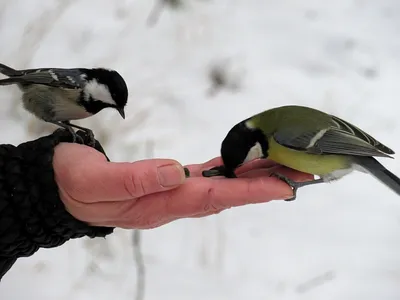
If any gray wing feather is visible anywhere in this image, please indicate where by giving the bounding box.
[273,117,394,158]
[273,128,319,150]
[307,130,392,157]
[329,115,394,155]
[7,68,85,89]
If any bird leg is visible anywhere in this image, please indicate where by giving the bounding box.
[48,121,84,144]
[61,121,96,147]
[269,172,325,201]
[202,165,237,178]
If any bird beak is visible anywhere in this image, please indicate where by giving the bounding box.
[117,107,125,119]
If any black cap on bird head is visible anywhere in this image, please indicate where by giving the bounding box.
[219,121,268,177]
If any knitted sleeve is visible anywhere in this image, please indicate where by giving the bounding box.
[0,129,114,280]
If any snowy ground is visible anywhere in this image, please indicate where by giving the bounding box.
[1,0,400,299]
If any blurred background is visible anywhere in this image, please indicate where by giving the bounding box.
[1,0,400,299]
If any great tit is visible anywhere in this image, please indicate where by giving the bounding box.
[202,105,400,201]
[0,63,128,145]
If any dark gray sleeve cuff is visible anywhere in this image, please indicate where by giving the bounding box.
[0,129,114,280]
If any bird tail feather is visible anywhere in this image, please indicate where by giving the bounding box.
[0,63,21,77]
[0,78,22,86]
[353,156,400,196]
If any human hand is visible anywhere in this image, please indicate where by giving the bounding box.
[53,143,313,229]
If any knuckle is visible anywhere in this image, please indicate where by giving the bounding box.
[124,172,147,198]
[128,213,164,229]
[210,208,224,216]
[145,214,164,228]
[124,198,166,229]
[202,187,225,213]
[203,203,221,213]
[206,187,216,199]
[116,200,138,220]
[126,210,146,228]
[163,193,174,214]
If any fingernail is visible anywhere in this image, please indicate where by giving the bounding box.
[157,164,186,187]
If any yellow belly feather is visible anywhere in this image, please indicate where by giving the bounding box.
[267,137,351,176]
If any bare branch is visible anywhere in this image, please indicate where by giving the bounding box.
[132,140,155,300]
[147,0,185,27]
[206,57,245,97]
[132,229,145,300]
[296,270,336,293]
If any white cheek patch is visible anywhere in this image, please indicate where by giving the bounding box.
[84,80,116,105]
[244,142,263,163]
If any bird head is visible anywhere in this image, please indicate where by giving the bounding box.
[82,68,128,119]
[220,120,268,175]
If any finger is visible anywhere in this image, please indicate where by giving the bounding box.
[91,206,226,229]
[240,165,315,182]
[118,208,226,229]
[82,198,225,228]
[185,157,277,177]
[63,197,136,223]
[109,175,301,228]
[70,167,313,226]
[235,159,278,175]
[165,176,295,213]
[185,156,223,177]
[91,217,174,230]
[54,143,186,203]
[189,208,226,218]
[65,192,212,225]
[87,167,313,223]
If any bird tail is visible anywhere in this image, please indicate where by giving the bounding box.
[0,63,22,77]
[0,78,22,86]
[353,156,400,196]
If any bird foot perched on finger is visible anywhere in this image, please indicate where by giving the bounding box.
[269,172,325,201]
[269,172,299,201]
[49,121,96,146]
[62,121,96,147]
[48,121,84,144]
[69,130,85,145]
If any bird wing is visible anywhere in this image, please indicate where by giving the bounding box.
[7,68,85,89]
[273,115,395,158]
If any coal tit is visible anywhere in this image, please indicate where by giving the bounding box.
[0,63,128,145]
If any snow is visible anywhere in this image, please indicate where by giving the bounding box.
[1,0,400,299]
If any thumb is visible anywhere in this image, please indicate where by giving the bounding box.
[54,143,186,203]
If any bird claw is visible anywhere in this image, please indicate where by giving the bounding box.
[61,121,95,146]
[269,172,299,201]
[66,127,84,144]
[84,129,96,147]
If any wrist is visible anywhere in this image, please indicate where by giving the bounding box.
[0,129,113,259]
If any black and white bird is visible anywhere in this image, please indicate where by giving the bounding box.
[0,63,128,144]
